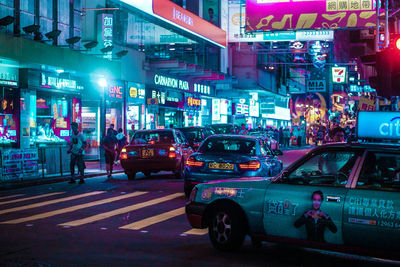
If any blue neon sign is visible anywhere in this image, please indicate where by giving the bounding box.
[357,111,400,140]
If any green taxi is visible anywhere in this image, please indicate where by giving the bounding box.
[185,112,400,258]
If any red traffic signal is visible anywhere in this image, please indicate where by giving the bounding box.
[390,34,400,50]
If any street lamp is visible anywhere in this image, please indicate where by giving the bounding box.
[97,76,108,170]
[98,77,108,88]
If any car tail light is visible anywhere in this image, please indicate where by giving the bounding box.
[238,160,261,170]
[169,146,176,151]
[168,152,176,158]
[120,148,128,160]
[186,157,204,167]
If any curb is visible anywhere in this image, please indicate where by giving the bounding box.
[0,171,125,191]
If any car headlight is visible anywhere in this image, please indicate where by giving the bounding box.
[189,187,198,202]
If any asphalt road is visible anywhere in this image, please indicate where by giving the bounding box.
[0,149,399,267]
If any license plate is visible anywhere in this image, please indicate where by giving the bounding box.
[208,162,234,170]
[141,149,154,158]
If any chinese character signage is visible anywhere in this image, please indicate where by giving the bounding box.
[245,0,378,32]
[128,82,145,103]
[41,73,83,91]
[212,98,221,121]
[331,67,347,83]
[0,66,18,87]
[101,14,113,60]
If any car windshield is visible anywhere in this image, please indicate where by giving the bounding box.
[179,128,214,142]
[199,138,256,155]
[132,131,174,144]
[211,125,232,134]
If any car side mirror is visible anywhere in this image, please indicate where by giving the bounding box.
[281,171,289,180]
[274,149,283,156]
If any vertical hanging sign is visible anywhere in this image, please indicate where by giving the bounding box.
[101,14,113,60]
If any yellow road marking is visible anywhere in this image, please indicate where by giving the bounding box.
[0,194,25,201]
[120,207,185,230]
[0,191,104,215]
[59,193,184,227]
[0,191,148,224]
[0,192,64,206]
[183,229,208,235]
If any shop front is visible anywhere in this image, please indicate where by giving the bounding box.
[146,72,215,129]
[17,70,84,179]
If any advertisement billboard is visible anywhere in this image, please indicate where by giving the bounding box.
[245,0,377,32]
[357,111,400,140]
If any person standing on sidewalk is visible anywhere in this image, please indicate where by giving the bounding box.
[102,128,118,178]
[116,128,128,164]
[67,122,87,184]
[283,128,290,147]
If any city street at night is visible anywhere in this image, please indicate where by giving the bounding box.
[0,150,398,267]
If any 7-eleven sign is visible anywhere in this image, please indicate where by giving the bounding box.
[332,67,347,83]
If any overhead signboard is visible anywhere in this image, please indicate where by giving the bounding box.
[245,0,378,32]
[152,0,226,47]
[307,80,326,92]
[229,4,334,42]
[331,66,347,83]
[357,111,400,140]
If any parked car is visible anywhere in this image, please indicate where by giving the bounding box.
[185,132,400,258]
[176,126,215,151]
[184,134,282,197]
[249,131,281,151]
[120,129,193,180]
[209,124,237,134]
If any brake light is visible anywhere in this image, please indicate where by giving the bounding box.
[186,157,204,167]
[238,160,261,170]
[148,140,155,145]
[121,148,128,160]
[168,152,176,158]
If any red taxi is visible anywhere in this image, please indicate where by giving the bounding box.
[120,129,193,180]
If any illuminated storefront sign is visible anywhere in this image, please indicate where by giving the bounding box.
[249,100,260,117]
[332,67,347,83]
[154,74,189,91]
[0,66,18,87]
[235,104,249,115]
[193,83,211,95]
[101,14,113,60]
[357,111,400,139]
[128,83,145,100]
[246,0,378,32]
[212,98,220,120]
[357,111,400,140]
[229,4,334,42]
[153,0,226,47]
[41,73,83,90]
[107,81,124,100]
[187,97,201,107]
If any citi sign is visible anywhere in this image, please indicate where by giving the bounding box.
[379,117,400,137]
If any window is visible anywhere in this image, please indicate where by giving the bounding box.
[199,138,256,155]
[284,151,359,186]
[357,152,400,191]
[133,131,174,145]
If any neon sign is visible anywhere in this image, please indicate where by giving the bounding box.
[358,112,400,140]
[187,97,201,107]
[154,74,189,91]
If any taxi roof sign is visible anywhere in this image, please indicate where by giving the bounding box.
[357,111,400,140]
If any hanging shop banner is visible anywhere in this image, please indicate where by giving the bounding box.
[331,66,347,83]
[357,111,400,140]
[186,96,202,110]
[235,103,249,116]
[72,98,82,131]
[98,13,114,60]
[229,4,334,42]
[152,0,226,47]
[249,100,260,117]
[107,81,124,100]
[245,0,378,32]
[358,96,376,111]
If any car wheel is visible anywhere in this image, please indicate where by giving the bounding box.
[143,171,151,177]
[175,161,185,179]
[208,204,246,251]
[127,172,136,180]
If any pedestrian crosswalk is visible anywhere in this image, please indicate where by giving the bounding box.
[0,191,208,236]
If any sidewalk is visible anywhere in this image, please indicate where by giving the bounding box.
[0,161,124,191]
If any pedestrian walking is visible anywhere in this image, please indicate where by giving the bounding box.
[116,128,128,164]
[238,123,248,135]
[67,122,87,184]
[108,123,117,135]
[102,128,118,178]
[128,123,136,143]
[283,128,290,147]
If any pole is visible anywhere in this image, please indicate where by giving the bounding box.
[376,0,380,52]
[386,0,390,47]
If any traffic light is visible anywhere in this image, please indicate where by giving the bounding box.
[389,34,400,52]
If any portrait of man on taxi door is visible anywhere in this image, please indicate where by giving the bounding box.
[294,190,337,242]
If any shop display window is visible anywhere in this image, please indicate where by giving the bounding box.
[30,92,70,145]
[0,87,18,146]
